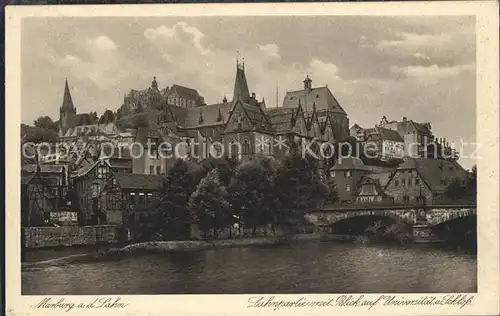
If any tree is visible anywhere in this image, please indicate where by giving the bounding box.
[33,116,58,132]
[228,158,276,236]
[98,110,116,124]
[155,159,203,240]
[22,124,58,143]
[444,165,477,202]
[188,169,231,238]
[274,146,330,225]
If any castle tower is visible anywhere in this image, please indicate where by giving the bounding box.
[232,57,250,103]
[59,78,77,136]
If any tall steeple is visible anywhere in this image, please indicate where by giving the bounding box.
[60,78,76,113]
[59,78,77,135]
[232,56,250,103]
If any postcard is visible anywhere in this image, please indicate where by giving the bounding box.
[5,1,499,315]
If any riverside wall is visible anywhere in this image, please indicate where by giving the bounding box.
[23,225,118,248]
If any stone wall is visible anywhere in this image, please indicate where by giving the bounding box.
[23,225,118,248]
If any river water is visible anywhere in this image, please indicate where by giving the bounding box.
[22,241,477,295]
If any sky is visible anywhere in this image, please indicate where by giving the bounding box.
[21,16,476,169]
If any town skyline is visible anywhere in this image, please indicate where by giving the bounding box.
[21,16,476,168]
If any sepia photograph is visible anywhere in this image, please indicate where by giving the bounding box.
[5,2,499,315]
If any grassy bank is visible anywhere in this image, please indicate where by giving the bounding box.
[22,234,320,269]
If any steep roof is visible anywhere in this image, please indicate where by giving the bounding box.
[70,160,110,179]
[282,86,346,115]
[114,173,164,191]
[171,84,202,103]
[397,158,469,193]
[232,66,250,102]
[366,172,393,189]
[234,100,274,133]
[60,79,75,112]
[183,102,234,128]
[376,126,404,142]
[266,107,296,133]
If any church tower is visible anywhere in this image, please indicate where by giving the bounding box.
[232,57,250,103]
[59,78,77,136]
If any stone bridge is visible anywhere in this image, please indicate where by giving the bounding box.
[305,204,477,243]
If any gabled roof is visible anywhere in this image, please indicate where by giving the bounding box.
[170,84,203,104]
[183,102,233,128]
[237,100,274,133]
[114,173,164,191]
[70,160,110,179]
[396,158,469,193]
[266,107,296,133]
[282,86,346,115]
[376,126,404,142]
[22,164,66,174]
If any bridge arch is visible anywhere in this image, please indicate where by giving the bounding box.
[425,208,476,226]
[305,209,417,227]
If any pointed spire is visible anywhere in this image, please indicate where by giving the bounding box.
[217,108,223,122]
[313,101,317,112]
[61,78,75,113]
[151,76,158,89]
[233,54,250,102]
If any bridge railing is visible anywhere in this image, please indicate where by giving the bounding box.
[323,197,476,211]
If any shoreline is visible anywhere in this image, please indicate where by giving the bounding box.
[22,234,320,269]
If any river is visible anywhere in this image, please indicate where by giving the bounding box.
[22,241,477,295]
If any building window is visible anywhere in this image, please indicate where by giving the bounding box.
[149,166,154,174]
[138,193,145,208]
[408,179,412,187]
[330,171,336,178]
[346,184,351,192]
[243,139,250,154]
[129,193,136,206]
[345,170,351,178]
[402,178,406,186]
[415,178,420,185]
[97,166,108,179]
[394,179,399,187]
[156,166,161,175]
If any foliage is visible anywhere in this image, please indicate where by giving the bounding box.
[364,220,412,244]
[444,165,477,201]
[22,124,58,143]
[155,159,203,240]
[99,110,116,124]
[275,147,329,213]
[188,169,231,238]
[327,179,339,203]
[228,157,277,235]
[33,116,58,132]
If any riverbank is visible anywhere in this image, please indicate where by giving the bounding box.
[22,234,320,269]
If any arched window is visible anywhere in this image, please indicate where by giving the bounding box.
[230,140,239,158]
[243,139,251,154]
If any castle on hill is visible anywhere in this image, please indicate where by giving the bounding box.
[54,58,350,175]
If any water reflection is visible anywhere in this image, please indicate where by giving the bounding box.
[22,241,477,295]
